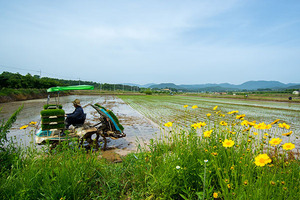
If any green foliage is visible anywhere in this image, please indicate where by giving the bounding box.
[0,72,61,89]
[0,105,23,150]
[144,89,153,95]
[0,105,23,171]
[0,71,140,92]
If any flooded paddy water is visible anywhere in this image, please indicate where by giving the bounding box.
[0,95,160,156]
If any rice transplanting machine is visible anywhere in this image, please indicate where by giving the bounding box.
[35,85,126,150]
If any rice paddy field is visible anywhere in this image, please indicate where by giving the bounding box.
[1,94,300,199]
[119,95,300,137]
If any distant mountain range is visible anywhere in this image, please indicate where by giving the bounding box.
[124,81,300,92]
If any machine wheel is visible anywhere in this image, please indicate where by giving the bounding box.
[81,130,101,150]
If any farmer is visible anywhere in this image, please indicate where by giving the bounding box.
[65,99,86,129]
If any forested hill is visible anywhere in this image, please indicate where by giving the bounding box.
[149,81,300,91]
[0,71,139,91]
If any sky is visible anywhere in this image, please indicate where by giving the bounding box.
[0,0,300,85]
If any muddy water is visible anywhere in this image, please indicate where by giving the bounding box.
[0,95,160,154]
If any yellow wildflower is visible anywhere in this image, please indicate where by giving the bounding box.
[220,121,228,126]
[213,105,218,110]
[282,143,295,150]
[203,130,213,138]
[253,132,258,135]
[227,110,239,114]
[213,192,218,198]
[222,139,234,148]
[206,113,211,117]
[269,138,282,146]
[254,154,272,167]
[164,122,173,127]
[247,121,256,126]
[270,119,280,125]
[282,131,292,136]
[20,125,28,130]
[191,122,206,129]
[183,105,188,108]
[236,114,245,119]
[278,123,290,130]
[241,120,249,126]
[192,105,198,109]
[254,122,271,130]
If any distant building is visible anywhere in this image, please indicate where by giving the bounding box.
[293,91,300,95]
[161,88,171,91]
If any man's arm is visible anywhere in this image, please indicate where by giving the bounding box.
[67,107,82,119]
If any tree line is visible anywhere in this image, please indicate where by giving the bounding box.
[0,71,140,91]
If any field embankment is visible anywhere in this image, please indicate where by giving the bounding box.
[0,88,70,103]
[182,93,300,103]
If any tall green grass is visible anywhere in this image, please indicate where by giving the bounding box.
[0,140,131,199]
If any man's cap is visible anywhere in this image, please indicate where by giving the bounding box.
[72,99,81,106]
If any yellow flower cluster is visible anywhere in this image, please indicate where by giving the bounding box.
[227,110,239,114]
[254,122,271,130]
[213,105,218,110]
[191,122,206,129]
[278,123,290,129]
[192,105,198,109]
[241,120,256,127]
[183,105,188,108]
